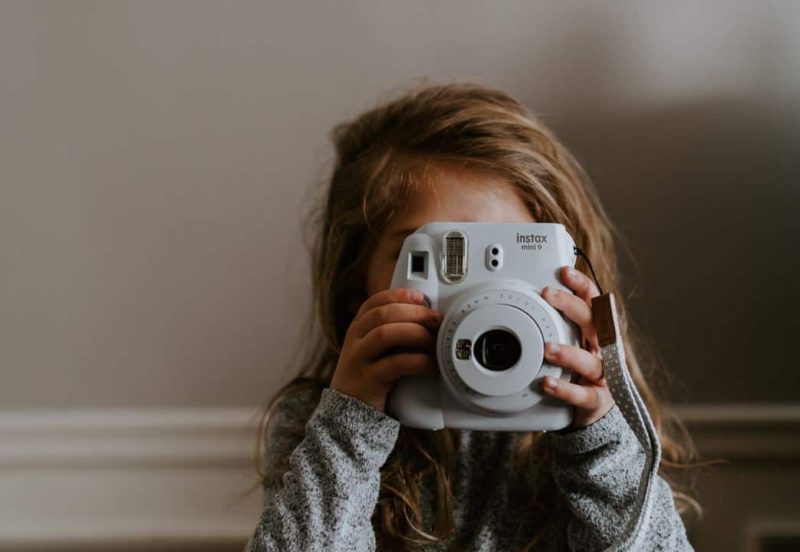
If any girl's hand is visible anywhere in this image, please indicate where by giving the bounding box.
[330,288,443,413]
[539,266,615,429]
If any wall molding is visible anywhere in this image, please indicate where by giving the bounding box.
[666,403,800,464]
[0,402,797,550]
[0,407,264,551]
[0,407,260,468]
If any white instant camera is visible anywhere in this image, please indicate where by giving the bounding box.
[386,222,582,432]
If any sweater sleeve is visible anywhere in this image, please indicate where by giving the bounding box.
[544,403,694,552]
[243,386,401,552]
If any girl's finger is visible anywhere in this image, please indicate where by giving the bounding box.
[560,266,601,303]
[540,376,603,410]
[354,288,427,321]
[359,321,435,361]
[542,287,600,351]
[371,352,435,382]
[353,302,441,339]
[543,342,605,383]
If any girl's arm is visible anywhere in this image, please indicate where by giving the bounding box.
[244,386,400,552]
[244,288,437,551]
[545,403,694,552]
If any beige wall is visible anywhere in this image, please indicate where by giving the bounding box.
[1,2,799,550]
[0,1,797,409]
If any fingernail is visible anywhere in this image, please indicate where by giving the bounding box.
[546,287,559,297]
[410,290,424,303]
[542,377,558,391]
[569,268,580,279]
[546,341,560,355]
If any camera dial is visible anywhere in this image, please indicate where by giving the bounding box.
[436,283,567,415]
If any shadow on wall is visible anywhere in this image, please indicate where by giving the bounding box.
[550,98,799,405]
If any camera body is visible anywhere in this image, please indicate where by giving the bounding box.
[386,222,581,431]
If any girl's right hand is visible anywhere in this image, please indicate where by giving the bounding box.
[330,288,444,413]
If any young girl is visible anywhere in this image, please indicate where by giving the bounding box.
[244,81,700,551]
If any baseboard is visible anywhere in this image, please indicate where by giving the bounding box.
[0,407,264,551]
[0,402,797,550]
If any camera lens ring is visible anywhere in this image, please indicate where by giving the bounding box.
[436,286,568,412]
[441,301,545,397]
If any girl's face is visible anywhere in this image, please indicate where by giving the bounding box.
[348,162,536,315]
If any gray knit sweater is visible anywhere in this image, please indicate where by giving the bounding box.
[244,386,693,551]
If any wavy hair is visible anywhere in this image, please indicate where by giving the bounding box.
[255,80,709,550]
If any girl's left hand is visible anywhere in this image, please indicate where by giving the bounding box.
[539,266,615,429]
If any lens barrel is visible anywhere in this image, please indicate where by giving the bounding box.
[474,329,521,371]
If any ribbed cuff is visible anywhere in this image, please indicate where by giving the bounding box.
[308,387,402,465]
[546,402,630,455]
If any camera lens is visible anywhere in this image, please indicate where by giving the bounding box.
[474,329,521,372]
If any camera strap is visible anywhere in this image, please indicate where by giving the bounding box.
[591,292,662,552]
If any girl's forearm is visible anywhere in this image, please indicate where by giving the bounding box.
[546,403,694,551]
[245,388,400,552]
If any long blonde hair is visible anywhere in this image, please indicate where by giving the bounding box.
[256,80,707,549]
